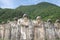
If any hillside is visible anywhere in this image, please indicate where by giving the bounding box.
[0,2,60,23]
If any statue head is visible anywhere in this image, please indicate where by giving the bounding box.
[22,14,29,21]
[55,19,60,23]
[36,16,41,20]
[23,14,28,18]
[47,19,52,23]
[36,16,42,23]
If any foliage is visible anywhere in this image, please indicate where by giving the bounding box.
[0,2,60,23]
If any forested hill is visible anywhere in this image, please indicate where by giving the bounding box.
[0,2,60,23]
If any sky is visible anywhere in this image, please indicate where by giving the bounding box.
[0,0,60,9]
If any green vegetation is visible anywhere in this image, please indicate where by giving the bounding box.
[0,2,60,23]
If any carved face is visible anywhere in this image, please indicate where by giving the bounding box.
[33,20,42,27]
[36,16,42,24]
[55,23,60,29]
[20,18,29,27]
[36,19,41,24]
[23,17,28,22]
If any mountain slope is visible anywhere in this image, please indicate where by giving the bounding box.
[0,2,60,23]
[16,2,60,21]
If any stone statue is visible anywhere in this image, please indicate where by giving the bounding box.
[54,19,60,40]
[8,19,18,40]
[0,24,4,40]
[33,16,45,40]
[18,14,34,40]
[45,19,55,40]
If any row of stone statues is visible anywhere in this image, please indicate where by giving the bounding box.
[0,14,60,40]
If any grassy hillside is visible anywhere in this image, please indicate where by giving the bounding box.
[0,2,60,23]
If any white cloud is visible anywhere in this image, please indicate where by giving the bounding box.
[0,0,14,8]
[0,0,60,8]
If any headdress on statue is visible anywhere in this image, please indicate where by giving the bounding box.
[55,19,60,23]
[36,16,41,20]
[47,19,52,23]
[22,14,29,22]
[36,16,42,24]
[23,14,28,18]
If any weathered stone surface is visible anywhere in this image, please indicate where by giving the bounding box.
[18,17,34,40]
[0,24,4,39]
[45,19,56,40]
[54,19,60,40]
[33,16,45,40]
[0,15,60,40]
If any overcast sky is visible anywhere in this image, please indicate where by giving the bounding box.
[0,0,60,9]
